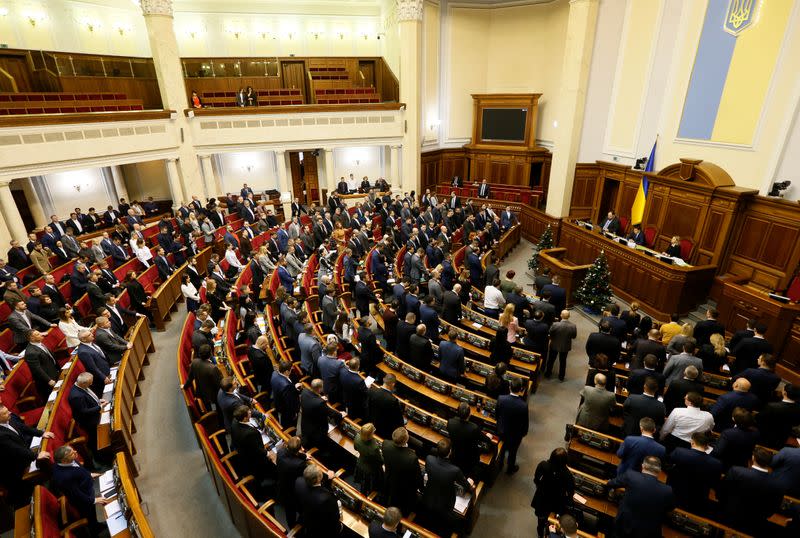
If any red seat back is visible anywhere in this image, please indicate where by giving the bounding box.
[679,238,693,261]
[786,276,800,302]
[644,226,657,248]
[619,216,630,235]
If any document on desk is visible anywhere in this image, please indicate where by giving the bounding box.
[48,390,58,403]
[53,380,63,391]
[61,361,72,371]
[30,436,42,449]
[454,493,471,514]
[472,322,483,329]
[104,499,122,519]
[364,376,375,388]
[99,470,115,495]
[105,503,128,536]
[100,411,111,425]
[110,368,118,381]
[573,493,587,505]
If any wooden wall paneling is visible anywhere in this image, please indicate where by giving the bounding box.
[761,224,799,270]
[617,180,640,223]
[0,54,34,92]
[569,164,599,220]
[519,206,561,244]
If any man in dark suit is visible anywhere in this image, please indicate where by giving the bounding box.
[438,329,465,384]
[369,507,402,538]
[585,320,621,365]
[299,379,342,449]
[731,322,772,375]
[447,402,482,476]
[382,427,423,516]
[420,439,473,536]
[629,329,667,370]
[523,310,550,355]
[756,383,800,448]
[667,431,722,514]
[662,364,703,413]
[182,344,222,412]
[771,426,800,496]
[547,310,577,381]
[339,358,368,420]
[247,336,273,395]
[442,286,462,324]
[76,329,112,397]
[24,329,60,396]
[728,318,755,351]
[477,179,491,198]
[50,445,110,535]
[606,456,674,538]
[231,405,276,498]
[368,374,405,439]
[6,240,30,270]
[0,403,53,508]
[710,378,760,431]
[68,372,104,461]
[693,309,725,347]
[599,211,621,235]
[719,448,786,536]
[317,343,344,403]
[626,224,646,246]
[41,274,66,309]
[276,436,308,529]
[354,278,377,318]
[85,272,106,313]
[419,296,440,341]
[153,247,176,282]
[8,299,54,346]
[271,361,301,429]
[295,464,343,537]
[356,319,383,377]
[408,324,433,372]
[192,319,215,352]
[627,355,666,396]
[601,304,628,340]
[395,313,417,361]
[622,379,666,437]
[496,378,528,474]
[616,417,666,476]
[69,263,89,303]
[735,352,781,405]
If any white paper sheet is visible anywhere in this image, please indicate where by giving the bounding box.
[454,493,470,514]
[48,390,58,403]
[98,470,115,494]
[105,510,128,536]
[104,500,122,518]
[364,376,375,388]
[30,436,42,449]
[100,411,111,425]
[53,380,63,390]
[472,322,482,329]
[61,361,72,371]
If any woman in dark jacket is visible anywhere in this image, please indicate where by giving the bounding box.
[585,353,616,393]
[484,362,510,399]
[531,447,574,538]
[489,327,513,364]
[353,423,384,494]
[123,270,153,322]
[457,270,472,305]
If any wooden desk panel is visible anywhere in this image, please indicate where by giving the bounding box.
[558,222,717,320]
[538,247,591,306]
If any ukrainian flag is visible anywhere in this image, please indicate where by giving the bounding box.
[678,0,792,145]
[631,141,656,226]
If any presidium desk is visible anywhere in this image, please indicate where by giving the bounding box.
[557,221,717,320]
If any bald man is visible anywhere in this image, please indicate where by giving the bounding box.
[710,378,760,431]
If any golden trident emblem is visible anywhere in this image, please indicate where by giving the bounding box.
[725,0,758,35]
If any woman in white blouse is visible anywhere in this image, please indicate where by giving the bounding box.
[180,273,200,312]
[58,306,88,348]
[134,238,152,267]
[224,243,244,271]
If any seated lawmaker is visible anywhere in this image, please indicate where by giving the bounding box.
[663,235,682,259]
[626,224,645,246]
[599,211,620,234]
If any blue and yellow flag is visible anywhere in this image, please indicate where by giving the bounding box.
[631,141,656,226]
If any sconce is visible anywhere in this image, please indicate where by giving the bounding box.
[337,32,345,40]
[227,27,243,39]
[114,23,131,36]
[354,160,360,166]
[73,184,82,192]
[429,119,441,131]
[85,20,99,32]
[286,32,294,40]
[0,7,9,17]
[25,12,46,26]
[360,32,369,40]
[311,32,321,40]
[243,164,254,173]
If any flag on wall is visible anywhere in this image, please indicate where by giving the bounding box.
[631,141,656,225]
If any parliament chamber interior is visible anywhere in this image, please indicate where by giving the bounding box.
[1,0,800,537]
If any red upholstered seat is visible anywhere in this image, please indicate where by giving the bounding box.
[36,486,64,536]
[619,216,630,235]
[644,226,657,248]
[786,276,800,302]
[679,238,693,261]
[1,361,44,416]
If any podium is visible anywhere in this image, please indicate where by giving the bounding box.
[537,248,592,307]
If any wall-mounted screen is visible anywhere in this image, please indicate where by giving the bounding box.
[481,108,527,142]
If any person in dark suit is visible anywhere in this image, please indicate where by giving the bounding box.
[419,297,439,342]
[368,374,405,439]
[50,445,110,535]
[693,309,725,347]
[626,224,645,246]
[24,329,60,396]
[0,403,53,508]
[585,320,621,365]
[438,329,465,384]
[395,313,417,361]
[601,304,628,341]
[599,211,621,235]
[339,358,368,420]
[6,241,30,270]
[246,336,273,396]
[420,439,473,536]
[710,407,760,470]
[8,300,54,346]
[523,310,550,356]
[382,427,423,515]
[369,507,402,538]
[661,365,703,413]
[476,179,491,199]
[276,436,308,529]
[667,431,722,515]
[192,319,215,352]
[447,403,482,476]
[231,405,276,498]
[182,344,222,412]
[771,426,800,496]
[731,323,772,375]
[606,456,675,538]
[300,379,342,449]
[217,376,262,434]
[626,355,666,396]
[295,464,343,537]
[68,372,104,460]
[617,417,666,476]
[41,275,66,309]
[85,272,106,313]
[272,361,301,429]
[756,383,800,448]
[441,286,462,324]
[317,343,344,404]
[622,379,666,437]
[356,319,383,377]
[354,278,377,318]
[496,378,528,474]
[728,318,755,351]
[719,448,786,536]
[710,378,760,431]
[735,353,781,405]
[408,324,433,372]
[531,447,574,538]
[629,329,667,370]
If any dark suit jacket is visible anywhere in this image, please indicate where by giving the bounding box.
[8,311,51,345]
[368,385,404,439]
[728,329,754,351]
[731,336,773,375]
[662,377,703,412]
[299,389,338,448]
[51,462,95,514]
[395,320,416,361]
[76,344,111,396]
[24,343,59,395]
[68,386,101,431]
[523,319,550,354]
[86,282,107,313]
[626,368,665,396]
[735,367,781,404]
[356,327,383,374]
[622,394,665,437]
[599,216,621,235]
[231,421,273,482]
[616,435,666,475]
[496,394,528,442]
[276,446,307,504]
[247,347,273,393]
[710,390,760,431]
[317,356,344,402]
[368,521,400,538]
[667,447,722,513]
[585,332,621,364]
[693,319,725,347]
[720,466,785,534]
[607,471,674,537]
[540,284,567,313]
[441,291,462,324]
[0,414,42,485]
[447,417,481,475]
[601,315,628,341]
[217,390,253,432]
[271,372,300,424]
[339,368,368,420]
[42,284,66,309]
[382,439,422,513]
[408,334,432,372]
[183,358,222,407]
[422,455,469,518]
[710,426,759,470]
[296,481,341,536]
[756,400,800,448]
[439,340,465,380]
[629,338,667,370]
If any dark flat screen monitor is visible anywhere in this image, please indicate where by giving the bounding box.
[481,108,527,142]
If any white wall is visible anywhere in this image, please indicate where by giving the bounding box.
[43,168,113,219]
[216,151,279,193]
[333,146,384,183]
[773,106,800,201]
[121,161,172,203]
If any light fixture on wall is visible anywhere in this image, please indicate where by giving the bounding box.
[286,31,295,40]
[310,31,322,40]
[25,11,46,27]
[337,31,346,40]
[354,160,360,166]
[227,25,244,39]
[242,164,254,174]
[0,7,9,17]
[359,32,369,40]
[83,19,100,33]
[428,118,441,131]
[73,183,82,192]
[114,22,132,36]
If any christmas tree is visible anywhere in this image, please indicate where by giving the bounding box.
[528,225,554,273]
[575,251,613,313]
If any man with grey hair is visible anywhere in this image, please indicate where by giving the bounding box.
[295,463,341,536]
[547,309,578,381]
[51,445,110,535]
[76,329,111,397]
[94,315,132,365]
[577,373,617,432]
[606,456,675,538]
[68,372,106,464]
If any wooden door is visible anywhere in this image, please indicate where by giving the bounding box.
[12,189,36,233]
[288,151,321,205]
[358,60,375,88]
[281,61,307,103]
[0,54,34,92]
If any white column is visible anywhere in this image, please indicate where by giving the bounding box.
[545,0,599,216]
[199,155,221,200]
[323,148,337,195]
[390,145,401,191]
[21,178,47,228]
[274,150,292,219]
[164,158,185,211]
[140,0,204,200]
[398,0,423,194]
[0,180,28,243]
[110,165,128,202]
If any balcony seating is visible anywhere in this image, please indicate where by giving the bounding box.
[314,87,380,104]
[0,92,144,115]
[199,89,303,107]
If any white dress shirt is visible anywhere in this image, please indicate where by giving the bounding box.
[483,285,506,310]
[135,246,152,266]
[660,406,714,443]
